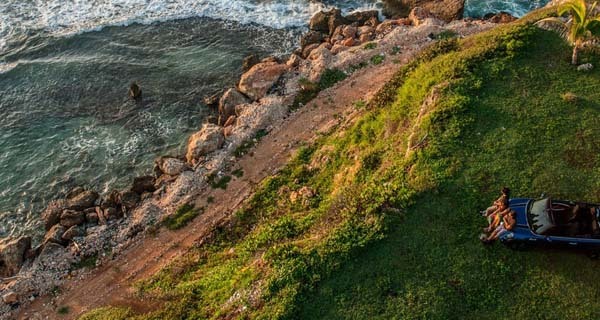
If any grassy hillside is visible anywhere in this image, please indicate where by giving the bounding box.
[82,9,600,320]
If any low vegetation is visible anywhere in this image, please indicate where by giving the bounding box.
[163,203,201,230]
[82,7,600,320]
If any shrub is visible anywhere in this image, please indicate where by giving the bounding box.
[163,203,201,230]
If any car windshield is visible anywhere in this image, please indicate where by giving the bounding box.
[527,198,554,235]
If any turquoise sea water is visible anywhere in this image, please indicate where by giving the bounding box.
[0,0,549,239]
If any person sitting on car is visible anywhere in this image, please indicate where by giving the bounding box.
[481,187,510,219]
[482,209,516,244]
[483,197,511,233]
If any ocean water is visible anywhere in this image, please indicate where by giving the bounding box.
[0,0,548,240]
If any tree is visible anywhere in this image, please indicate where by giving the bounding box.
[537,0,600,65]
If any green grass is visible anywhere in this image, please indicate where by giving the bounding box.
[72,255,97,270]
[57,306,70,315]
[163,203,201,230]
[208,174,232,190]
[79,307,133,320]
[82,8,600,320]
[370,54,385,65]
[363,42,377,50]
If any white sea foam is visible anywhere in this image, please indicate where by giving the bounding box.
[0,0,382,53]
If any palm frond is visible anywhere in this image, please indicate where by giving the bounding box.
[536,17,570,39]
[558,0,586,24]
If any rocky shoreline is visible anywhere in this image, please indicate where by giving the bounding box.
[0,2,518,317]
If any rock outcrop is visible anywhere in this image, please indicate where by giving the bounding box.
[186,123,225,164]
[0,237,31,277]
[238,61,288,101]
[156,157,189,176]
[219,88,250,122]
[382,0,464,22]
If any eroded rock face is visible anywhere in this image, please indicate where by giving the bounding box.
[238,61,288,101]
[383,0,464,22]
[346,10,379,25]
[186,123,225,164]
[219,88,250,121]
[0,236,32,277]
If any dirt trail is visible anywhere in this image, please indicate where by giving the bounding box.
[17,49,403,320]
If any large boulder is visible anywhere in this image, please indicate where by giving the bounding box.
[238,61,288,101]
[131,176,156,194]
[185,123,225,164]
[309,10,330,32]
[382,0,464,22]
[219,88,250,121]
[60,209,85,228]
[40,199,66,231]
[66,190,99,211]
[0,236,31,277]
[44,224,67,245]
[157,157,189,176]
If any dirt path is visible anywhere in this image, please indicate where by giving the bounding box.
[16,49,403,320]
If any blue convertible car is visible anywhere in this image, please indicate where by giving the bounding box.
[499,197,600,257]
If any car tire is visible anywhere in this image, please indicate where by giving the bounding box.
[508,241,528,251]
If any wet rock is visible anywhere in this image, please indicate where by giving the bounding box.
[61,225,85,241]
[85,210,99,225]
[40,199,66,231]
[301,31,324,49]
[0,236,31,277]
[309,10,330,33]
[129,82,142,100]
[238,61,289,101]
[203,92,221,108]
[157,157,189,176]
[219,88,250,121]
[132,176,156,194]
[66,190,99,211]
[2,291,18,305]
[101,190,120,209]
[186,123,225,163]
[242,54,260,72]
[346,10,379,25]
[484,12,517,23]
[44,225,67,245]
[120,190,140,209]
[60,210,85,228]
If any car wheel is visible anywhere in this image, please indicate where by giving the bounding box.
[508,241,528,251]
